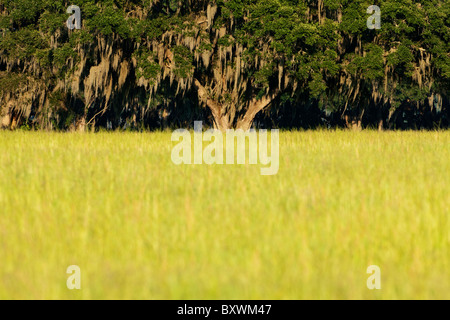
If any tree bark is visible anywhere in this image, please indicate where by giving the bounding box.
[236,93,278,131]
[195,79,277,131]
[194,79,230,131]
[344,108,365,131]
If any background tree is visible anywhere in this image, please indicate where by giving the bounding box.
[0,0,448,130]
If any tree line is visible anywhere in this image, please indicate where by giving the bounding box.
[0,0,449,131]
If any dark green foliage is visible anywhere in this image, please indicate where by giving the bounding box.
[0,0,448,130]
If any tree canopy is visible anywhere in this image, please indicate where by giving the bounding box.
[0,0,449,130]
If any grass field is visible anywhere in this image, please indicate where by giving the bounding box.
[0,130,449,299]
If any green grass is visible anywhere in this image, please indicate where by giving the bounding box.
[0,130,449,299]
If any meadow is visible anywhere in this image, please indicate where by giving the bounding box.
[0,130,449,299]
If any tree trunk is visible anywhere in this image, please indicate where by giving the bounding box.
[377,107,384,131]
[10,114,18,130]
[344,108,365,131]
[236,93,277,130]
[194,79,227,130]
[1,113,11,129]
[194,78,277,131]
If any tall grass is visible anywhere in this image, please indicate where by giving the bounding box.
[0,130,449,299]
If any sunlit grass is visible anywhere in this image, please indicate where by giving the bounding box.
[0,130,449,299]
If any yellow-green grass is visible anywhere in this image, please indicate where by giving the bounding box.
[0,130,449,299]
